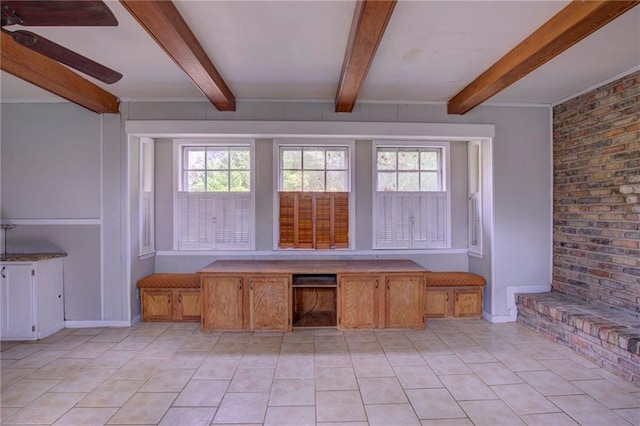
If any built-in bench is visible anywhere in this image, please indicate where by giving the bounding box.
[425,272,485,319]
[137,273,201,322]
[516,291,640,384]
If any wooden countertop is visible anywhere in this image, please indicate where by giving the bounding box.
[198,259,428,274]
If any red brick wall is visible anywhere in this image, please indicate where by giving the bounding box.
[553,70,640,315]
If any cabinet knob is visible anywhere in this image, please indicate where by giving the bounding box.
[58,294,62,298]
[1,267,5,279]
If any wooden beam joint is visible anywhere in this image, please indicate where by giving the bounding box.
[121,0,236,111]
[1,31,119,114]
[447,0,639,115]
[335,0,397,113]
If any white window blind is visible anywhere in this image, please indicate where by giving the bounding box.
[375,192,447,249]
[178,192,251,250]
[139,138,155,256]
[468,141,482,256]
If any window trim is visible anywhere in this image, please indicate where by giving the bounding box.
[272,139,356,250]
[173,138,256,251]
[372,140,451,250]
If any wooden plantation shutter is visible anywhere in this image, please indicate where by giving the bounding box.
[297,193,314,248]
[278,192,349,249]
[279,192,295,248]
[315,193,332,249]
[333,193,349,248]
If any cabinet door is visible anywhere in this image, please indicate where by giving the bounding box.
[35,258,65,338]
[385,275,424,328]
[141,289,173,321]
[338,275,379,329]
[202,276,243,330]
[453,288,483,318]
[173,289,201,322]
[425,288,451,319]
[1,264,35,339]
[249,276,291,331]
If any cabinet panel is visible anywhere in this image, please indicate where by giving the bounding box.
[141,289,172,321]
[425,288,451,319]
[249,276,290,330]
[36,258,65,336]
[453,288,483,318]
[173,289,201,322]
[338,275,379,329]
[203,276,243,330]
[385,275,424,328]
[1,265,34,339]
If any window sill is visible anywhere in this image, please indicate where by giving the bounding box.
[138,251,156,260]
[156,248,468,256]
[468,250,484,259]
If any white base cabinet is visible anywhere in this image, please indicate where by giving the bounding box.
[1,257,65,340]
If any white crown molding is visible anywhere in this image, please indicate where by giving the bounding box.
[552,65,640,107]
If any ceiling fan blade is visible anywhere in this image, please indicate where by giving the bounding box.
[8,30,122,84]
[1,1,117,27]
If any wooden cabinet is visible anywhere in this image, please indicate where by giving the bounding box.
[141,288,202,322]
[173,288,201,321]
[202,276,243,330]
[248,276,291,330]
[385,274,424,328]
[425,288,452,318]
[425,287,483,319]
[141,289,172,321]
[453,288,483,318]
[199,260,430,331]
[338,274,380,329]
[1,257,65,341]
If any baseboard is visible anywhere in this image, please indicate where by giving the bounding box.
[483,311,515,323]
[506,284,552,322]
[65,320,133,328]
[37,322,66,339]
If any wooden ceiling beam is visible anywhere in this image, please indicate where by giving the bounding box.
[335,0,397,113]
[121,0,235,111]
[1,31,119,114]
[447,0,640,115]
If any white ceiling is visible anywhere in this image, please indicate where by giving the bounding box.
[1,0,639,108]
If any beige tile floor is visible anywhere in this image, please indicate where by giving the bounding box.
[2,320,640,425]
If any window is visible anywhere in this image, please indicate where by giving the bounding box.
[468,141,482,256]
[139,137,155,256]
[280,146,349,192]
[176,141,253,250]
[276,143,352,249]
[374,144,449,249]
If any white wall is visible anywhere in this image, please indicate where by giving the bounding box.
[0,99,552,323]
[487,106,552,320]
[1,104,101,219]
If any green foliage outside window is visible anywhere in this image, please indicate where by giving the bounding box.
[183,146,250,192]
